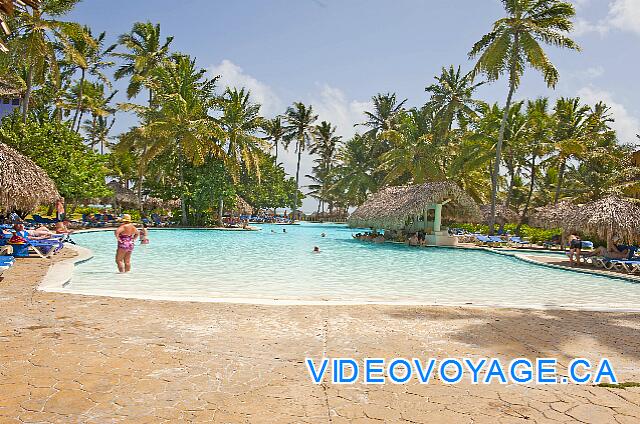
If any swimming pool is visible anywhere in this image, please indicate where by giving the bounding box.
[64,223,640,309]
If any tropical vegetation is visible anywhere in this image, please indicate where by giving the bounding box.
[0,0,638,230]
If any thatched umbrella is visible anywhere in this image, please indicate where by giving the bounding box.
[564,195,640,249]
[0,142,59,213]
[232,195,252,215]
[106,181,138,208]
[348,181,480,230]
[143,196,181,210]
[480,204,519,225]
[528,201,578,229]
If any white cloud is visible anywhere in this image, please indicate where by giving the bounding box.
[572,18,609,37]
[206,60,372,212]
[577,86,640,144]
[608,0,640,34]
[311,84,372,140]
[208,59,282,116]
[572,0,640,37]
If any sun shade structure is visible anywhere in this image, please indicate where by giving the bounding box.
[528,201,578,229]
[0,76,22,97]
[144,196,181,210]
[564,195,640,247]
[480,204,519,225]
[0,141,58,212]
[233,195,252,215]
[348,181,480,246]
[106,181,138,207]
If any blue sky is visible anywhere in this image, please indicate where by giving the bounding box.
[68,0,640,211]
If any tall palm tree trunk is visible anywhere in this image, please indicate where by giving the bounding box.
[274,140,279,164]
[218,196,224,226]
[554,161,566,205]
[177,145,187,226]
[72,69,85,131]
[22,65,34,123]
[516,157,536,235]
[489,71,517,235]
[292,137,303,221]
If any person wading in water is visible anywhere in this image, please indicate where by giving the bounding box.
[115,214,139,273]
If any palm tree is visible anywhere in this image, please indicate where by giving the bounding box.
[283,102,317,219]
[469,0,579,234]
[378,109,445,185]
[263,116,284,164]
[122,54,225,225]
[360,92,407,157]
[516,98,553,231]
[112,21,173,105]
[425,65,485,140]
[330,134,379,207]
[551,97,599,204]
[309,121,341,213]
[217,87,265,225]
[10,0,89,122]
[67,27,114,131]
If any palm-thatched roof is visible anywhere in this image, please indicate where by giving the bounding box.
[144,196,181,210]
[0,76,23,97]
[480,204,519,225]
[0,142,58,212]
[348,181,480,230]
[106,181,138,206]
[232,195,252,214]
[564,195,640,244]
[528,201,578,229]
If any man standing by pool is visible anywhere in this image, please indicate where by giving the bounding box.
[115,214,139,273]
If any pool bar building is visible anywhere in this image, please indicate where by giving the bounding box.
[348,181,481,246]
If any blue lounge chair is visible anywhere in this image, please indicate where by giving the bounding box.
[488,235,508,245]
[509,236,530,246]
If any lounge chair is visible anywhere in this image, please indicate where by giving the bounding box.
[509,236,530,247]
[608,259,640,273]
[0,255,15,276]
[27,239,63,258]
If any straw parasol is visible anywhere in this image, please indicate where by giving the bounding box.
[348,181,480,230]
[480,204,519,225]
[0,142,58,212]
[564,195,640,247]
[0,76,23,97]
[106,181,138,207]
[143,196,181,210]
[232,195,252,215]
[528,201,578,229]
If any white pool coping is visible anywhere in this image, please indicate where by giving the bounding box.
[37,235,640,312]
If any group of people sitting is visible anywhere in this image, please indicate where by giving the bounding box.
[567,233,635,267]
[352,231,385,243]
[221,216,250,229]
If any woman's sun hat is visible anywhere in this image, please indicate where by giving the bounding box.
[121,214,132,223]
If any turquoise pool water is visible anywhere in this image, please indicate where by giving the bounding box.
[67,223,640,309]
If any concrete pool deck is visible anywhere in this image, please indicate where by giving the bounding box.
[1,250,640,423]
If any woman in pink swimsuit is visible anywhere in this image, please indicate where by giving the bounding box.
[115,214,139,273]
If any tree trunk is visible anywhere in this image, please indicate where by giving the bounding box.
[516,156,536,235]
[274,140,279,164]
[554,160,566,206]
[22,65,34,123]
[178,146,187,226]
[488,71,517,235]
[292,137,303,221]
[218,197,224,227]
[76,110,85,133]
[72,69,85,131]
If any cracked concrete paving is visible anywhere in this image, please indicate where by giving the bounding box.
[1,249,640,423]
